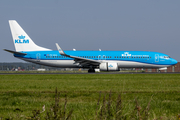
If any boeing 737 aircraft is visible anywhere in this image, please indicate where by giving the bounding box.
[4,20,177,72]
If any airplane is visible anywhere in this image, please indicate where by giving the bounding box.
[4,20,178,73]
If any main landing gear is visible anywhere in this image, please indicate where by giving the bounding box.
[88,69,95,73]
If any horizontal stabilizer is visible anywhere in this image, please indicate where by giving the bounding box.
[3,49,27,55]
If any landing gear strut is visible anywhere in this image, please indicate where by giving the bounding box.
[88,69,95,73]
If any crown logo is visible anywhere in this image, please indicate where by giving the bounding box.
[122,52,131,56]
[108,64,113,67]
[18,35,25,39]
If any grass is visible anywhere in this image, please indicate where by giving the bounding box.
[0,74,180,119]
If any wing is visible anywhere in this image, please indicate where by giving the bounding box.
[55,43,100,67]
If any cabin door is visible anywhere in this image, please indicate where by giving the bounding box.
[155,54,159,62]
[36,53,41,62]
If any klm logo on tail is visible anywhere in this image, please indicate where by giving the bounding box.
[15,35,29,44]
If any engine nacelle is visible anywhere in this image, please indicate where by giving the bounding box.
[99,62,119,71]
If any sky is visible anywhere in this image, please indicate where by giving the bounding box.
[0,0,180,62]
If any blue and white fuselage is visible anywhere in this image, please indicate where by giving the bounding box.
[15,50,177,69]
[5,20,177,72]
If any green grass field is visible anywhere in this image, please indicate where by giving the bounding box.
[0,74,180,119]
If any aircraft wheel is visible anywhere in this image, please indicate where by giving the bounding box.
[88,69,95,73]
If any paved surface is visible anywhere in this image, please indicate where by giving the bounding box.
[0,72,180,75]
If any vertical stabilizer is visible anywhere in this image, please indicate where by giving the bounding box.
[9,20,51,51]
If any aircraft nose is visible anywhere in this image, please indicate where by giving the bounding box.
[171,59,178,65]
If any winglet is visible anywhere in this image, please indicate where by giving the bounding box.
[55,43,65,55]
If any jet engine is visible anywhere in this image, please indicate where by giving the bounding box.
[99,62,119,71]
